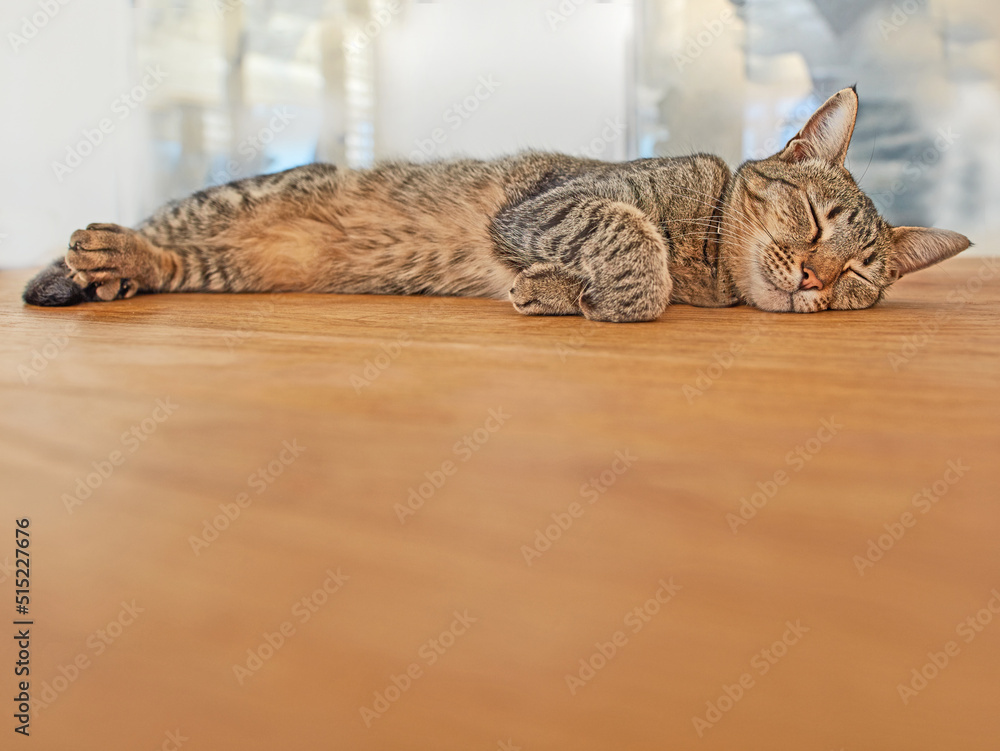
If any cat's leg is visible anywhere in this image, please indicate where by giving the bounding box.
[493,193,672,323]
[24,164,341,307]
[22,224,176,306]
[23,221,219,306]
[67,223,181,299]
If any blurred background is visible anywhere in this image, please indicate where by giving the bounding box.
[1,0,998,268]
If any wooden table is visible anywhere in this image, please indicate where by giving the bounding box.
[1,257,998,750]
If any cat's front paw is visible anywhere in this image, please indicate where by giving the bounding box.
[509,263,584,316]
[65,223,146,301]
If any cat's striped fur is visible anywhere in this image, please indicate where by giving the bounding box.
[24,88,970,321]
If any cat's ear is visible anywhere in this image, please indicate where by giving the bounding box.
[777,87,858,166]
[887,226,971,280]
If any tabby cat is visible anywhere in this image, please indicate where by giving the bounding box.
[23,88,970,321]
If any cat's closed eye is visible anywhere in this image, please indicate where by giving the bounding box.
[843,265,876,285]
[804,198,822,243]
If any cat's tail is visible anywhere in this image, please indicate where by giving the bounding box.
[23,259,92,307]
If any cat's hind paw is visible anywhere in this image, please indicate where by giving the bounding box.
[64,223,148,300]
[23,257,140,307]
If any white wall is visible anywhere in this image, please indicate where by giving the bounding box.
[373,0,635,163]
[1,0,142,269]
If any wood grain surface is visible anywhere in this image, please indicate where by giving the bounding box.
[1,256,998,750]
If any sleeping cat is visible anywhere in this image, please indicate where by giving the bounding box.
[23,87,970,322]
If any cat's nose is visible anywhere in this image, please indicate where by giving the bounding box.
[800,265,824,291]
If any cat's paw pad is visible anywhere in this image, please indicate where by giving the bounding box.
[509,263,584,316]
[65,223,147,295]
[93,278,140,302]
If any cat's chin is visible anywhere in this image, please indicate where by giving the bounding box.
[747,283,834,313]
[746,284,793,312]
[747,282,838,312]
[739,260,795,312]
[790,291,831,313]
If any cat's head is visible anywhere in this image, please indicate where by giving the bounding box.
[723,87,970,312]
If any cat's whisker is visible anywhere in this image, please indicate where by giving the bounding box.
[664,214,747,236]
[665,222,748,246]
[682,207,763,242]
[643,180,766,238]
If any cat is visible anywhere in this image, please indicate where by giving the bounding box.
[23,87,970,322]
